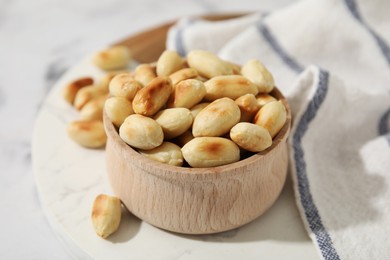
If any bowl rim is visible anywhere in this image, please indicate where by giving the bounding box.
[104,86,291,180]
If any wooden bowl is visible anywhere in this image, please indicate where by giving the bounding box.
[103,14,292,234]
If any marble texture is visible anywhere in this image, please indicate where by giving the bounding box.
[0,0,307,259]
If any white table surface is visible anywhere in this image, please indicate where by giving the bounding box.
[0,0,299,259]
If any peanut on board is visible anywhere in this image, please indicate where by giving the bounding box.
[119,114,164,150]
[73,85,107,111]
[91,194,122,239]
[181,137,240,167]
[92,46,131,71]
[63,77,94,105]
[80,94,107,121]
[67,120,107,148]
[139,142,183,166]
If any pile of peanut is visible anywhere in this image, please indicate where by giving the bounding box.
[63,46,131,148]
[64,46,287,168]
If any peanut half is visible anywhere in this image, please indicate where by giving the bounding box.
[73,85,107,111]
[63,77,94,105]
[169,68,198,86]
[92,46,131,71]
[80,94,107,121]
[104,97,134,127]
[241,59,274,93]
[109,73,142,101]
[139,142,183,166]
[91,194,122,239]
[134,64,157,86]
[156,50,183,76]
[187,50,233,78]
[154,108,193,140]
[67,120,107,148]
[255,93,277,108]
[230,122,272,152]
[192,97,240,137]
[181,137,240,167]
[254,100,287,138]
[119,114,164,150]
[235,94,261,122]
[204,75,258,101]
[132,76,172,116]
[167,79,206,109]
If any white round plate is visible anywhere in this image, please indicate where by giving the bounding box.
[32,54,319,259]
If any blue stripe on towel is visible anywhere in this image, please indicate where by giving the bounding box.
[378,108,390,144]
[256,19,304,73]
[344,0,390,67]
[293,70,341,260]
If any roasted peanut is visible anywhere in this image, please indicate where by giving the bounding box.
[73,85,107,110]
[169,68,198,85]
[167,79,206,109]
[109,73,142,101]
[92,46,131,71]
[187,50,233,78]
[241,59,274,93]
[154,108,193,140]
[230,122,272,152]
[139,142,183,166]
[192,97,240,137]
[63,77,94,105]
[67,120,107,148]
[204,75,258,101]
[235,94,260,122]
[190,102,210,119]
[119,114,163,150]
[181,137,240,167]
[134,64,157,86]
[256,94,277,108]
[80,94,107,121]
[254,101,287,138]
[156,50,183,76]
[225,61,241,75]
[104,97,134,127]
[97,70,129,91]
[91,194,121,238]
[132,76,172,116]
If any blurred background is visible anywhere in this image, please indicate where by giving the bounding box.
[0,0,297,259]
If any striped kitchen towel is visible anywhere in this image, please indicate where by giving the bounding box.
[166,0,390,259]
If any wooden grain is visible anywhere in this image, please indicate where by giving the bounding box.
[104,14,291,234]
